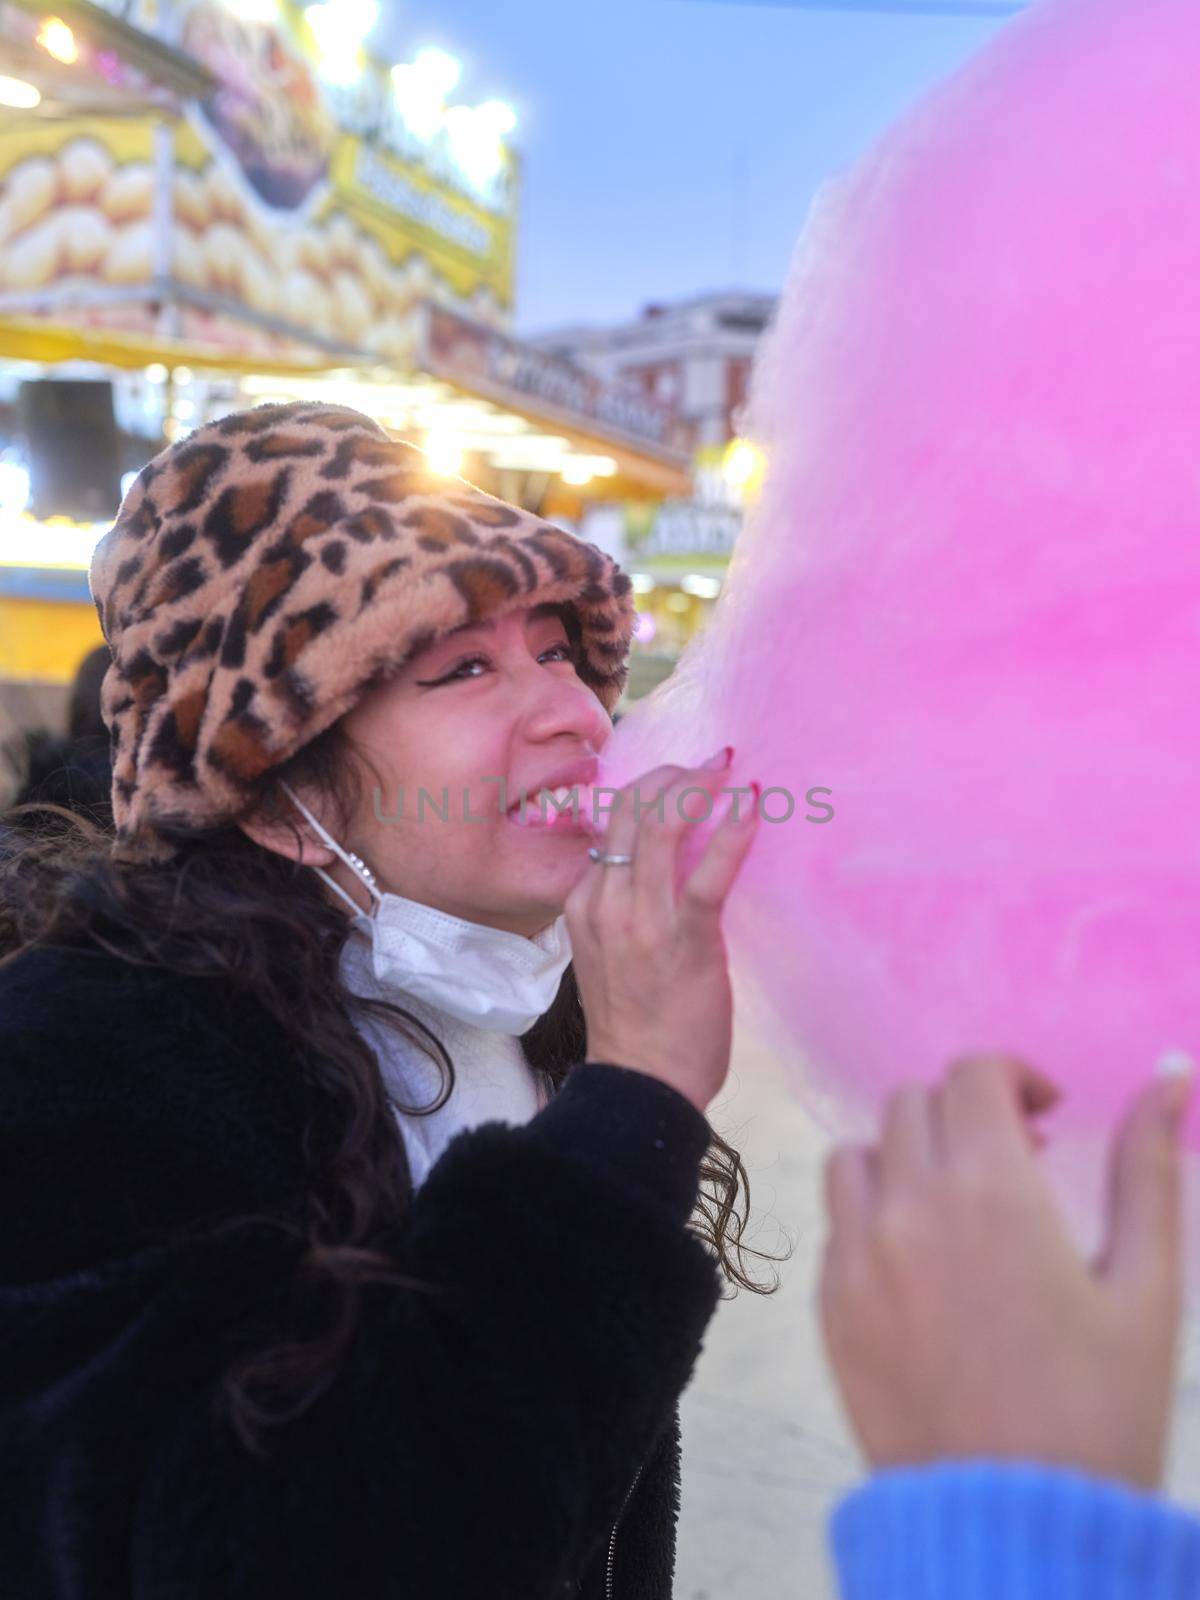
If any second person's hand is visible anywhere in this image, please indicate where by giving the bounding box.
[819,1054,1193,1490]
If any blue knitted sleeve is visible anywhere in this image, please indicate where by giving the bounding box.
[831,1461,1200,1600]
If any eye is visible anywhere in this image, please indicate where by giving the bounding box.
[541,639,576,665]
[416,638,575,688]
[416,652,489,687]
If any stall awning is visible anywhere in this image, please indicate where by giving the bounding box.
[0,305,693,499]
[0,313,357,377]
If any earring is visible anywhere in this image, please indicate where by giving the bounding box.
[345,850,378,892]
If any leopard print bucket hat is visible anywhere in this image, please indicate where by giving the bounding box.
[89,401,635,859]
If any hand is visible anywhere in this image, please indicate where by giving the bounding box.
[819,1053,1193,1489]
[565,752,760,1113]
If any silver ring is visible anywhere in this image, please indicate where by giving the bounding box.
[587,846,635,867]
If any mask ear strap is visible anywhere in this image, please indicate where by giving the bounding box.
[316,866,375,924]
[279,780,383,919]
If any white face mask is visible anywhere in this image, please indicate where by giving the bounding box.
[280,782,573,1035]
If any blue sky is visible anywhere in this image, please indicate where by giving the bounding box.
[377,1,1015,335]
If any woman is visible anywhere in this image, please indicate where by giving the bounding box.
[0,400,770,1599]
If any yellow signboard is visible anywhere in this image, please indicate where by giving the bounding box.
[0,0,518,361]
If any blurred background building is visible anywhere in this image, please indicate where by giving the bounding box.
[536,292,774,697]
[536,290,775,452]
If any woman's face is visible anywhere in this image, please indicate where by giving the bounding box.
[333,601,612,937]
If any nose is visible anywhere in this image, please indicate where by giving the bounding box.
[517,654,612,751]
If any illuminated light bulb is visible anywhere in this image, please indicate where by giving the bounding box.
[0,517,106,571]
[144,362,169,384]
[631,573,655,594]
[172,366,194,386]
[680,573,723,599]
[560,454,618,486]
[476,99,517,138]
[36,16,78,65]
[722,437,766,498]
[390,66,443,143]
[0,461,31,514]
[333,0,377,36]
[443,103,512,194]
[0,75,41,110]
[423,431,464,477]
[224,0,278,19]
[391,47,463,144]
[305,0,376,85]
[415,46,461,97]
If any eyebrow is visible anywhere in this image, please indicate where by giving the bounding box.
[445,602,565,639]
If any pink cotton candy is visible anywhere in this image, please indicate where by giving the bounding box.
[601,0,1200,1142]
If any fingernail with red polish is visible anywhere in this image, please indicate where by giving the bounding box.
[702,745,734,770]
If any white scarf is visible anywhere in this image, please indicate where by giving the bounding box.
[339,918,553,1190]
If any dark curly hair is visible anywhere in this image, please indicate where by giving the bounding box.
[1,644,113,828]
[0,713,783,1459]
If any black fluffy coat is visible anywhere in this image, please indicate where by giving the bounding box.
[0,944,722,1598]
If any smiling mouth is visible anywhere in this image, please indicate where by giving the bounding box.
[507,784,599,833]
